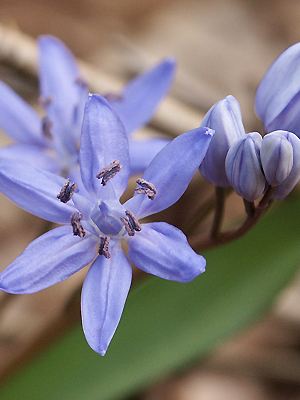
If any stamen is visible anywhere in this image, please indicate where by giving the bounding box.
[126,210,142,232]
[99,236,111,259]
[96,160,121,186]
[57,180,77,203]
[120,210,141,237]
[103,92,123,102]
[39,96,52,108]
[135,178,157,200]
[41,116,53,139]
[74,76,88,89]
[71,212,85,238]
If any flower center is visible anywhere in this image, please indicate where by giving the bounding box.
[90,200,124,237]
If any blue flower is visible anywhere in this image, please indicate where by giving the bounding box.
[0,35,175,176]
[199,95,246,187]
[0,95,213,355]
[225,132,266,201]
[255,43,300,136]
[260,130,300,199]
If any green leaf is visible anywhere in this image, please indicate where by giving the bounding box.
[1,199,300,400]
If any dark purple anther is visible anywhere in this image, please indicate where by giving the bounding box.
[71,212,85,238]
[99,236,111,259]
[41,116,53,139]
[75,76,88,89]
[57,179,77,203]
[135,178,157,200]
[96,160,121,186]
[39,96,52,108]
[120,210,141,237]
[103,92,123,102]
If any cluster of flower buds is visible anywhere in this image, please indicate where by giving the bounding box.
[200,94,300,202]
[225,130,300,201]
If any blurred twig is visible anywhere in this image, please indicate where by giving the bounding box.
[0,24,202,137]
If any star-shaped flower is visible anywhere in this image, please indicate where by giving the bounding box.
[0,95,213,355]
[0,36,175,177]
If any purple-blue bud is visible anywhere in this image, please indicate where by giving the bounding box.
[225,132,266,201]
[260,131,293,187]
[200,95,246,187]
[263,131,300,199]
[255,43,300,137]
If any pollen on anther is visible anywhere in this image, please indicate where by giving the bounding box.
[41,116,53,139]
[57,180,77,203]
[71,212,85,238]
[135,178,157,200]
[120,210,141,236]
[96,160,121,186]
[99,236,111,258]
[103,92,123,102]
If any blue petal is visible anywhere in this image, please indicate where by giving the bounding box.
[0,159,78,223]
[255,43,300,133]
[273,131,300,199]
[260,131,293,186]
[38,35,87,154]
[128,222,205,282]
[0,143,59,174]
[38,35,80,116]
[0,81,44,145]
[81,243,132,355]
[200,95,246,187]
[0,226,97,294]
[110,59,176,135]
[225,132,266,201]
[80,94,129,198]
[129,137,169,175]
[125,127,213,218]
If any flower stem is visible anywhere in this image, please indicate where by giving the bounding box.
[243,199,255,217]
[191,187,274,250]
[210,186,225,239]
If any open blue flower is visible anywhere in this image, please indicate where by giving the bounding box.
[0,95,213,355]
[0,35,175,176]
[255,43,300,136]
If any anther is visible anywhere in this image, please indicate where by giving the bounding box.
[120,210,141,237]
[41,116,53,139]
[103,92,123,102]
[57,180,77,203]
[71,212,85,238]
[75,76,88,89]
[96,160,121,186]
[135,178,157,200]
[39,96,52,108]
[99,236,111,259]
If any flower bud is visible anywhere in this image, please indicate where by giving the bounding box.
[266,131,300,199]
[225,132,266,201]
[260,131,293,187]
[255,43,300,136]
[200,95,246,187]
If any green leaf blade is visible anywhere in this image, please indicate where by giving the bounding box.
[1,199,300,400]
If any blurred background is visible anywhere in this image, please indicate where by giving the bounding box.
[1,0,300,399]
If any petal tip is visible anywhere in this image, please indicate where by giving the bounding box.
[99,349,107,357]
[38,34,64,47]
[161,57,177,70]
[202,127,215,138]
